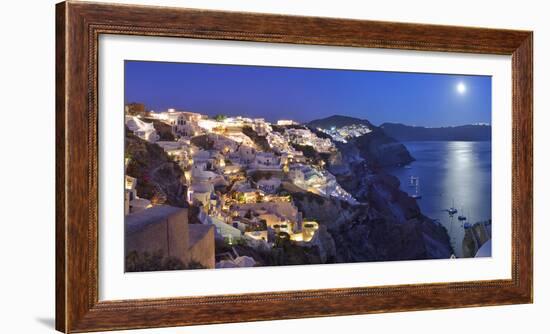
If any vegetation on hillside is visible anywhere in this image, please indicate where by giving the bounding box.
[125,129,187,207]
[125,250,206,272]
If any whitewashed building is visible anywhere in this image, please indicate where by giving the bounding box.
[238,145,257,165]
[252,152,281,171]
[256,178,282,194]
[125,116,159,143]
[173,111,202,137]
[124,175,152,215]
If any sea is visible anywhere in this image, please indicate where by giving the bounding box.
[386,141,492,257]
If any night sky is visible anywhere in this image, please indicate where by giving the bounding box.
[124,60,491,127]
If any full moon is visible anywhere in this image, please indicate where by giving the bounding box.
[457,82,467,94]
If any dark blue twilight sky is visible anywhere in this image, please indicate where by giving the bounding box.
[124,61,491,127]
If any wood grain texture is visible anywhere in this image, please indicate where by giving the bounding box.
[55,2,67,332]
[55,1,533,332]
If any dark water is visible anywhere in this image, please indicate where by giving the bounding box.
[387,141,491,257]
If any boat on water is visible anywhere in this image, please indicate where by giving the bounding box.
[457,207,467,221]
[445,207,458,215]
[410,177,422,199]
[408,175,419,187]
[445,200,458,215]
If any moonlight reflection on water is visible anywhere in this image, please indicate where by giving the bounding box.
[387,141,492,257]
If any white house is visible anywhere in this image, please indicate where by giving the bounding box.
[252,118,272,136]
[155,140,193,167]
[277,119,298,126]
[149,109,203,137]
[124,175,152,215]
[189,181,214,209]
[252,152,281,171]
[211,134,239,154]
[125,116,159,143]
[238,145,257,165]
[148,109,180,124]
[173,111,202,137]
[256,178,282,194]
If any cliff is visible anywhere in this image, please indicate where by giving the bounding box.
[308,115,414,168]
[287,115,453,262]
[270,119,452,263]
[342,129,414,168]
[284,172,452,263]
[462,220,492,257]
[125,129,188,207]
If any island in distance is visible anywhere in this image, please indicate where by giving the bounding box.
[379,122,491,142]
[124,106,491,272]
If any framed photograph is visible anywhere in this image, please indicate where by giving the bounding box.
[56,1,532,332]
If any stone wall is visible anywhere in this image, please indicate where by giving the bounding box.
[125,206,215,269]
[187,225,216,269]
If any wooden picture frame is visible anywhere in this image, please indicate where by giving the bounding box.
[56,1,533,332]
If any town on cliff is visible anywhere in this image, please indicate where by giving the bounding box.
[124,103,489,272]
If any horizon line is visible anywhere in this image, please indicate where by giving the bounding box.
[129,105,491,128]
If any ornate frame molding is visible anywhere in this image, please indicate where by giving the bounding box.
[56,1,532,332]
